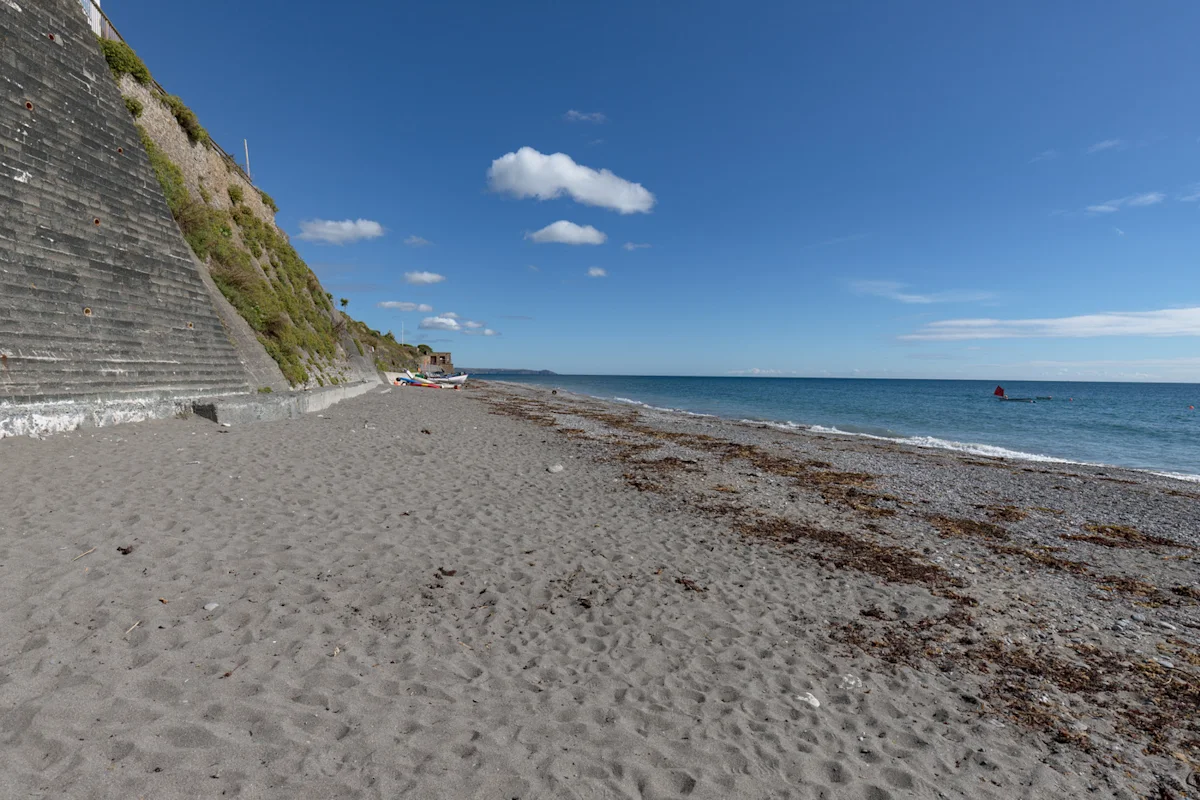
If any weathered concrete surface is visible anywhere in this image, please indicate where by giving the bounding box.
[0,0,254,436]
[191,377,383,426]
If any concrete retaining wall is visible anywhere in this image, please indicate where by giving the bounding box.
[192,377,382,426]
[0,0,254,436]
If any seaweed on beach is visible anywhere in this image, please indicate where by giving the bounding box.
[1063,523,1190,550]
[930,516,1012,541]
[839,609,1200,770]
[622,473,667,493]
[736,516,964,589]
[980,504,1028,522]
[987,544,1093,575]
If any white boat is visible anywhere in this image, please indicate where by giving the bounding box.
[432,373,468,385]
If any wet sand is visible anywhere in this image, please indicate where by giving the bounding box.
[0,381,1196,799]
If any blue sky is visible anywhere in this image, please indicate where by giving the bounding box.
[110,1,1199,380]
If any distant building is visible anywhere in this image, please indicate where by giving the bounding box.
[419,352,453,373]
[79,0,103,36]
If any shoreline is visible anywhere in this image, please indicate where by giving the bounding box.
[0,381,1195,798]
[501,379,1200,485]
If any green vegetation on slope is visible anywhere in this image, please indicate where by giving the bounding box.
[106,36,406,387]
[343,318,421,373]
[136,122,339,386]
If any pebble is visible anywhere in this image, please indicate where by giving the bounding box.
[797,692,821,708]
[547,464,564,474]
[1152,657,1174,670]
[1155,621,1177,631]
[203,603,220,611]
[1131,613,1147,623]
[839,674,863,690]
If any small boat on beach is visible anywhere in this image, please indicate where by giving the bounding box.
[398,370,464,389]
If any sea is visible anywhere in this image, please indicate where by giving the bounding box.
[487,375,1200,481]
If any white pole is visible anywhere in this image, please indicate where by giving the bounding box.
[244,139,251,181]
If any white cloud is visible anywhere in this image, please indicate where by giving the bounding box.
[526,220,606,245]
[404,271,446,285]
[852,280,993,304]
[440,312,459,319]
[564,110,606,123]
[527,264,540,271]
[297,219,384,245]
[1029,149,1058,163]
[1127,192,1165,207]
[1085,191,1164,214]
[902,306,1200,341]
[1114,227,1125,236]
[463,328,499,336]
[488,147,655,214]
[377,301,433,312]
[587,267,607,278]
[1086,139,1124,154]
[404,235,433,247]
[727,368,794,376]
[419,316,461,331]
[1181,184,1200,202]
[464,320,484,329]
[623,242,651,251]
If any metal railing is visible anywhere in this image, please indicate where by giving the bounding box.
[82,0,256,187]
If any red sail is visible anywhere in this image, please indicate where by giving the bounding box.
[994,385,1005,397]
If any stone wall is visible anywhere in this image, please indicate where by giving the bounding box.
[0,0,253,436]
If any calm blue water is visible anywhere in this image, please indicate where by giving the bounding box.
[488,376,1200,480]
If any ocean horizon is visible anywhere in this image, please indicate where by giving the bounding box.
[486,374,1200,480]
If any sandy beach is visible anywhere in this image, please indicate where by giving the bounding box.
[0,381,1196,799]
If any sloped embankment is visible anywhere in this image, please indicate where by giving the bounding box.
[98,39,418,388]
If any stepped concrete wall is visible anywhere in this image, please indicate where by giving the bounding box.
[0,0,255,436]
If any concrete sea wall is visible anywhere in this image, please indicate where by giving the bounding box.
[0,0,254,436]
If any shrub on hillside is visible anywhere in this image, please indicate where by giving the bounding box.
[228,185,244,205]
[124,96,143,118]
[259,190,278,213]
[98,38,151,85]
[162,94,208,144]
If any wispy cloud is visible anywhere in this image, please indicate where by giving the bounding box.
[1029,149,1058,163]
[404,235,433,247]
[526,220,606,245]
[587,267,607,278]
[527,264,539,271]
[1085,191,1164,214]
[1114,227,1125,236]
[404,271,446,285]
[622,242,651,251]
[463,328,499,336]
[564,110,606,124]
[488,147,655,214]
[377,301,433,312]
[1086,138,1124,154]
[1179,184,1200,202]
[852,280,994,304]
[902,306,1200,341]
[297,219,384,245]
